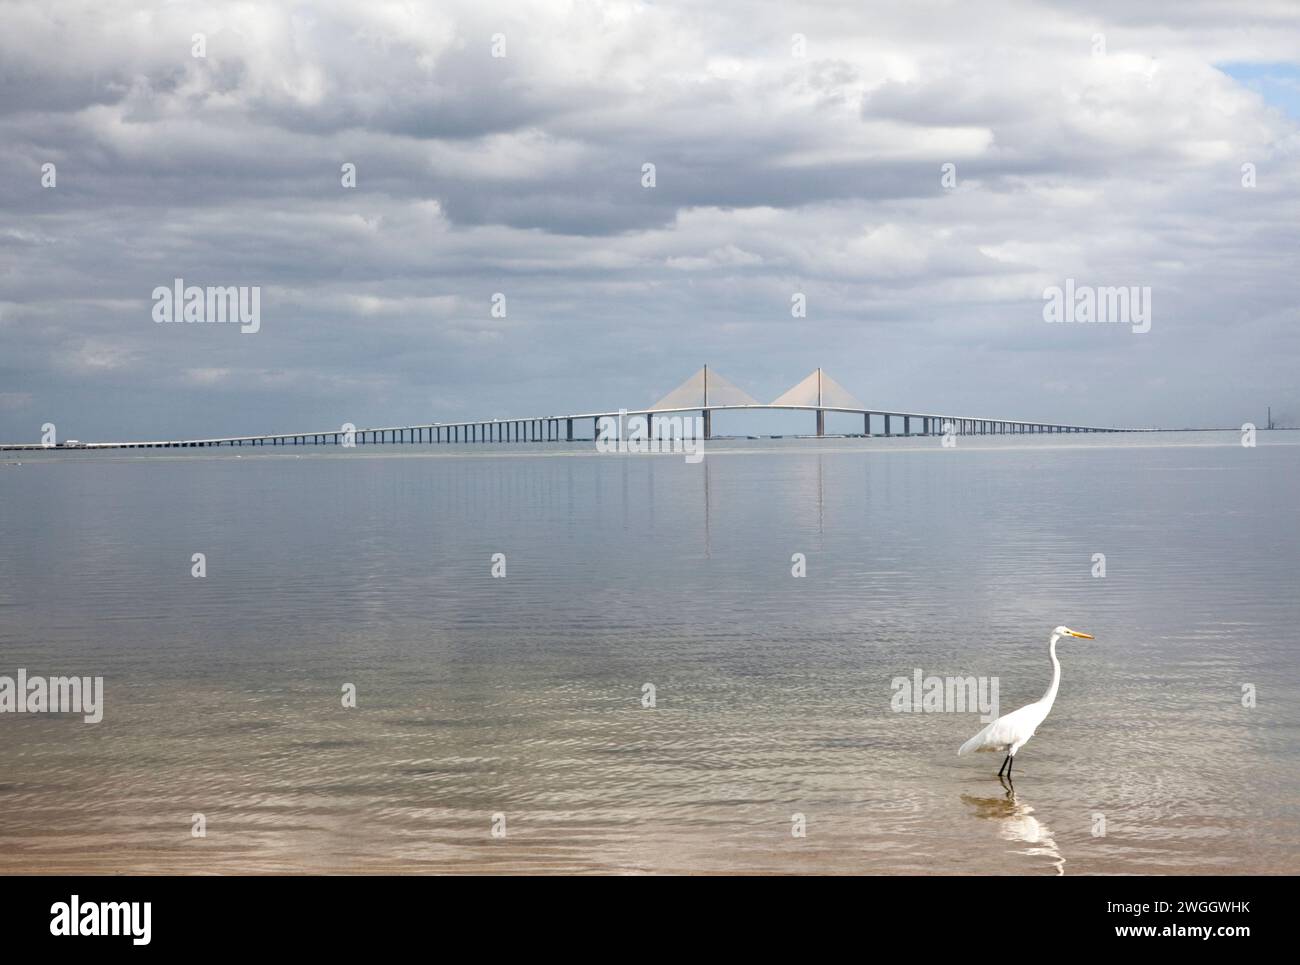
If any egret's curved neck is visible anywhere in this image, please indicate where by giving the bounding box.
[1040,633,1063,707]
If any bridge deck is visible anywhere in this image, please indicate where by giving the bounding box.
[2,404,1140,451]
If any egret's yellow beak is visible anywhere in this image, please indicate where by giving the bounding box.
[1067,630,1094,639]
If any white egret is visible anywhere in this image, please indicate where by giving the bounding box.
[958,626,1093,778]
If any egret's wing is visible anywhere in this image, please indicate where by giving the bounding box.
[958,719,998,755]
[958,704,1038,755]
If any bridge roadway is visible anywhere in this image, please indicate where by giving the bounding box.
[1,403,1140,451]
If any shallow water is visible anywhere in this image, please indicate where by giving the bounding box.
[1,432,1297,874]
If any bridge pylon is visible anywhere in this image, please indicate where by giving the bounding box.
[771,368,864,435]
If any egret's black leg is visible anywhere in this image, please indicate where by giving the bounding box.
[1006,755,1014,779]
[997,754,1009,777]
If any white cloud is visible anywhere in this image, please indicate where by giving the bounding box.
[1,0,1298,437]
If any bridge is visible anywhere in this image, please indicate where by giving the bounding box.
[0,366,1140,451]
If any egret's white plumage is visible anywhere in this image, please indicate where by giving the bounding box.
[958,625,1092,777]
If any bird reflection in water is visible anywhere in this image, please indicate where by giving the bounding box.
[961,778,1065,875]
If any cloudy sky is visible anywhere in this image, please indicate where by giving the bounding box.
[2,0,1298,440]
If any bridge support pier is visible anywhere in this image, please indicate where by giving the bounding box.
[567,418,574,442]
[816,409,825,436]
[884,414,892,436]
[703,409,712,440]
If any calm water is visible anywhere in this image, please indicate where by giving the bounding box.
[1,433,1297,874]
